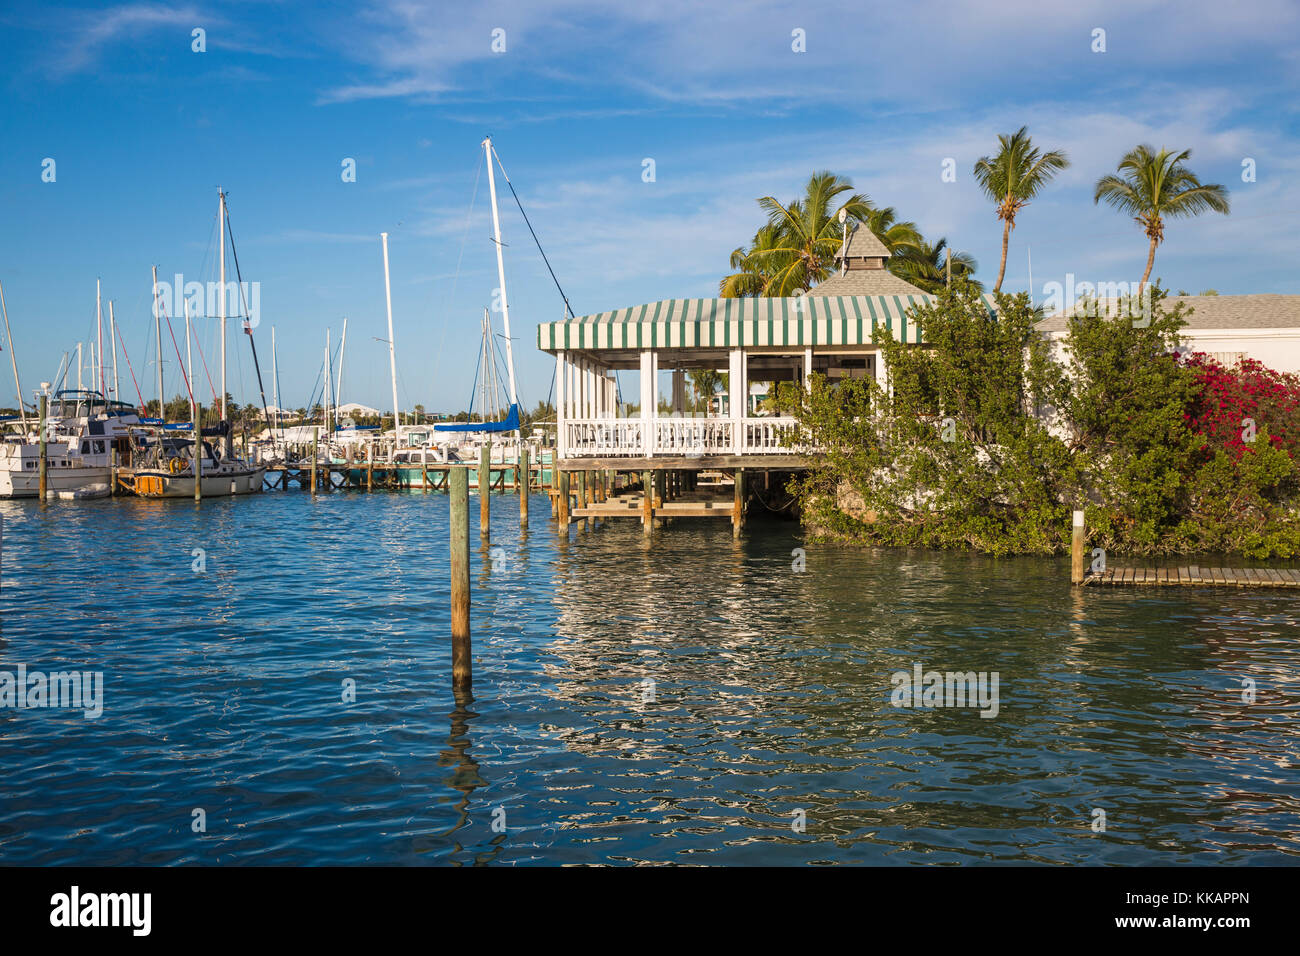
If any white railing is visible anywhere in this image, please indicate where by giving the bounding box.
[562,416,807,458]
[654,418,733,456]
[742,416,802,453]
[564,419,646,457]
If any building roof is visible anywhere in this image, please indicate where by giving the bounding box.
[809,268,930,296]
[837,224,892,260]
[538,294,996,352]
[1038,294,1300,332]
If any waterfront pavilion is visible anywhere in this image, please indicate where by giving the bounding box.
[538,225,966,469]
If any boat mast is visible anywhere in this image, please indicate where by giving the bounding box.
[271,325,280,446]
[335,316,347,412]
[0,279,26,425]
[323,329,331,440]
[483,137,518,410]
[185,301,195,427]
[109,300,119,402]
[96,279,105,397]
[219,188,227,424]
[152,265,164,420]
[77,342,82,390]
[380,232,399,434]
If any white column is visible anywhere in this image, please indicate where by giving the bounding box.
[555,351,566,459]
[729,348,744,454]
[804,348,813,393]
[640,350,655,457]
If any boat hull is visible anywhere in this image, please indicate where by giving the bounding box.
[0,466,112,499]
[130,467,266,498]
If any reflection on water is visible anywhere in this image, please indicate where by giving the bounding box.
[0,494,1297,865]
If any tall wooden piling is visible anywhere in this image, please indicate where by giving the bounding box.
[478,441,491,538]
[366,443,374,491]
[37,393,48,500]
[519,446,530,526]
[194,403,204,502]
[449,466,472,689]
[1071,509,1085,585]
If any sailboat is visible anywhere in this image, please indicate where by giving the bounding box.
[124,189,267,498]
[435,136,522,440]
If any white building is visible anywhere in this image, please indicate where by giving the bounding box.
[1039,294,1300,373]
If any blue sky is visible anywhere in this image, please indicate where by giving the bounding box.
[2,0,1298,415]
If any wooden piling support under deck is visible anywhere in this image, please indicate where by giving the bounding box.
[519,447,530,526]
[309,425,318,497]
[642,470,653,534]
[557,470,570,531]
[732,467,745,537]
[479,441,491,538]
[449,466,471,690]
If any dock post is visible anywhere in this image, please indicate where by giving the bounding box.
[194,403,203,502]
[38,393,48,500]
[310,426,318,496]
[578,471,588,512]
[642,470,652,534]
[479,441,491,538]
[557,470,570,531]
[732,467,745,538]
[449,466,472,690]
[1071,509,1085,584]
[366,443,373,491]
[519,446,530,527]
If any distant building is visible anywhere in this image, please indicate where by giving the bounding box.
[335,402,383,418]
[1039,294,1300,373]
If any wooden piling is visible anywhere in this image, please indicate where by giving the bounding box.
[557,470,570,531]
[194,403,204,502]
[310,426,318,496]
[449,466,471,689]
[1071,509,1085,585]
[37,393,48,500]
[519,446,530,527]
[732,467,745,538]
[366,443,373,491]
[642,470,653,534]
[479,441,491,538]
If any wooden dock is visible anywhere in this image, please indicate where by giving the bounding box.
[1084,565,1300,587]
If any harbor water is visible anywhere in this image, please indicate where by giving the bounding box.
[1,492,1297,865]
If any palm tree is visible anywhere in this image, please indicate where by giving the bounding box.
[719,224,786,297]
[746,171,872,296]
[889,237,981,294]
[1093,145,1230,295]
[973,126,1070,293]
[863,206,923,255]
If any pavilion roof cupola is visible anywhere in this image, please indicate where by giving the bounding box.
[836,223,891,275]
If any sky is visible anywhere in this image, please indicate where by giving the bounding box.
[1,0,1297,416]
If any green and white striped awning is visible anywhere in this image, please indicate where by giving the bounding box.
[537,295,996,351]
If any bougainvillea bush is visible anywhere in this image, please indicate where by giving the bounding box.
[1181,353,1300,460]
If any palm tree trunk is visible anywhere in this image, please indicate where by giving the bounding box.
[994,220,1011,292]
[1138,237,1158,297]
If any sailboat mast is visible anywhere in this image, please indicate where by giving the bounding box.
[483,137,518,408]
[96,279,105,397]
[380,232,399,433]
[0,280,26,425]
[109,300,119,402]
[335,316,347,411]
[152,265,164,420]
[271,325,279,442]
[324,329,331,439]
[77,342,82,390]
[185,302,195,426]
[219,188,227,423]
